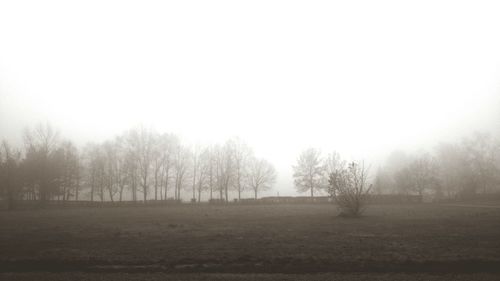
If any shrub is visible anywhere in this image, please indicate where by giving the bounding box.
[328,162,371,217]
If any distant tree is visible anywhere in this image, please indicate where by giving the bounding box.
[112,136,129,202]
[328,161,371,217]
[194,147,211,202]
[292,148,325,197]
[173,142,190,201]
[126,127,154,202]
[102,141,119,202]
[150,133,164,201]
[213,142,235,202]
[324,152,345,196]
[229,138,253,201]
[206,145,216,201]
[248,157,277,199]
[435,142,476,198]
[159,133,177,200]
[23,123,60,204]
[463,132,500,194]
[58,141,80,201]
[394,154,440,198]
[0,140,23,209]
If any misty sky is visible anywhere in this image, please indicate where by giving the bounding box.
[1,1,500,196]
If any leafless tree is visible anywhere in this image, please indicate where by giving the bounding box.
[463,132,500,195]
[228,138,252,201]
[328,161,371,217]
[23,123,60,204]
[194,147,211,202]
[126,127,155,202]
[435,142,476,198]
[58,141,80,201]
[248,157,277,199]
[214,142,234,202]
[173,142,190,201]
[159,133,177,200]
[0,140,22,209]
[393,153,440,199]
[293,148,325,197]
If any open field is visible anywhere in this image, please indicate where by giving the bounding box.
[1,203,500,280]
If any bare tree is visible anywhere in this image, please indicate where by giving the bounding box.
[126,127,154,202]
[0,140,22,209]
[195,147,210,202]
[59,141,80,201]
[206,145,216,201]
[463,132,499,195]
[293,148,325,198]
[328,161,371,217]
[150,133,163,201]
[159,133,177,200]
[229,138,252,201]
[396,154,439,198]
[214,142,234,202]
[102,141,119,202]
[23,123,60,204]
[435,142,476,199]
[173,142,190,201]
[248,157,277,199]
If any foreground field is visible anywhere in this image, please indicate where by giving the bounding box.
[1,203,500,280]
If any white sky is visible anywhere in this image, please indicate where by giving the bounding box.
[1,0,500,196]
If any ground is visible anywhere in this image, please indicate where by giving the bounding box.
[1,203,500,280]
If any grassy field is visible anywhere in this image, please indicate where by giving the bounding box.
[1,203,500,280]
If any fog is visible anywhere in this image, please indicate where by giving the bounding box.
[1,0,500,196]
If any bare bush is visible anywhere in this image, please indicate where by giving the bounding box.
[328,161,371,217]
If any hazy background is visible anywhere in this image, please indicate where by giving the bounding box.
[1,0,499,196]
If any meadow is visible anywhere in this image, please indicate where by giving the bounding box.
[1,203,500,280]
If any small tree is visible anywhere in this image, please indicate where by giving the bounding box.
[328,161,371,217]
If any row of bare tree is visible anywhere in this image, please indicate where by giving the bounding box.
[374,132,500,200]
[0,123,277,209]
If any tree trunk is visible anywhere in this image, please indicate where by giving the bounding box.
[75,178,79,201]
[238,182,241,201]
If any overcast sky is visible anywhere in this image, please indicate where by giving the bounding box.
[1,1,499,196]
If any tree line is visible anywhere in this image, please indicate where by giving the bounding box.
[292,131,500,205]
[373,132,500,200]
[0,123,277,209]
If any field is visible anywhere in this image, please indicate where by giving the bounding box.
[1,203,500,280]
